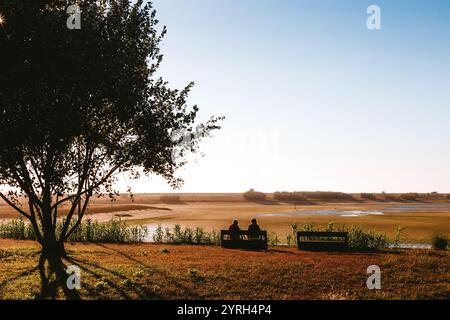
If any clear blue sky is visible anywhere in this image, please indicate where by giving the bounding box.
[120,0,450,193]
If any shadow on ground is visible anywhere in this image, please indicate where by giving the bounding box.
[0,246,176,300]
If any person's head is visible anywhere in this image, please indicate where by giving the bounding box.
[251,218,257,224]
[232,220,238,225]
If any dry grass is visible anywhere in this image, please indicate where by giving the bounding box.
[0,240,448,300]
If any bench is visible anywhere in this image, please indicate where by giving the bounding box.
[220,230,268,250]
[297,231,348,251]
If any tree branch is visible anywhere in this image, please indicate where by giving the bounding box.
[51,162,123,210]
[63,194,91,241]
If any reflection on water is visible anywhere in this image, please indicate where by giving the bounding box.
[390,243,432,249]
[382,203,450,212]
[258,210,384,218]
[257,202,450,218]
[143,224,166,242]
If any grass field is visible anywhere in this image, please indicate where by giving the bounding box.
[0,240,448,300]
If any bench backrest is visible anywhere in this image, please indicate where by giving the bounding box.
[221,230,267,240]
[297,231,348,239]
[297,231,348,244]
[296,231,349,251]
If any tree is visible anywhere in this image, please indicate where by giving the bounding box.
[243,189,266,201]
[0,0,222,290]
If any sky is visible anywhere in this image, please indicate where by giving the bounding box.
[118,0,450,193]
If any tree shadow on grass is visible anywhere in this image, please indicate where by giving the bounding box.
[1,247,152,300]
[94,243,198,298]
[0,254,80,300]
[0,265,39,291]
[1,244,199,300]
[37,254,81,300]
[64,255,162,299]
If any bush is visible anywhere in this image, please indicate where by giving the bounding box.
[184,227,194,244]
[383,194,400,201]
[360,193,376,200]
[67,218,148,243]
[151,225,220,246]
[273,192,306,202]
[272,191,357,201]
[188,268,200,279]
[289,223,299,246]
[392,226,406,248]
[268,232,280,246]
[400,193,419,201]
[347,226,389,251]
[432,235,448,250]
[0,218,36,240]
[243,189,266,201]
[302,222,316,232]
[301,192,354,201]
[152,225,164,243]
[0,218,148,243]
[194,227,205,245]
[285,234,294,247]
[295,222,389,251]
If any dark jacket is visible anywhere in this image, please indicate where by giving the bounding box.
[228,224,241,241]
[248,223,261,239]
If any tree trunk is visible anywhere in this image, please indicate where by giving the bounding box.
[41,239,67,259]
[39,238,80,300]
[40,237,67,285]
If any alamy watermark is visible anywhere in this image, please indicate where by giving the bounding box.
[66,4,380,33]
[170,128,281,164]
[66,265,81,290]
[366,265,381,290]
[66,4,81,30]
[367,5,381,30]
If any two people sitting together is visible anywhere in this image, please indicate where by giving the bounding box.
[228,218,261,241]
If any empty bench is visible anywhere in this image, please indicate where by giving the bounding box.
[220,230,268,250]
[297,231,348,251]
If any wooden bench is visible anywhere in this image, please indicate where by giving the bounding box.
[297,231,348,251]
[220,230,268,250]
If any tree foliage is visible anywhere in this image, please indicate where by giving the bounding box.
[0,0,222,253]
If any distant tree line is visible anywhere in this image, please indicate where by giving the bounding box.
[363,192,439,202]
[274,191,354,201]
[243,190,355,202]
[273,192,306,202]
[298,192,354,201]
[243,190,450,202]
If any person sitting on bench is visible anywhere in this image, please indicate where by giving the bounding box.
[248,218,261,240]
[228,220,241,241]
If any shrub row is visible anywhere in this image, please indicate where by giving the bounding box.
[152,224,221,245]
[273,192,306,202]
[0,218,148,243]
